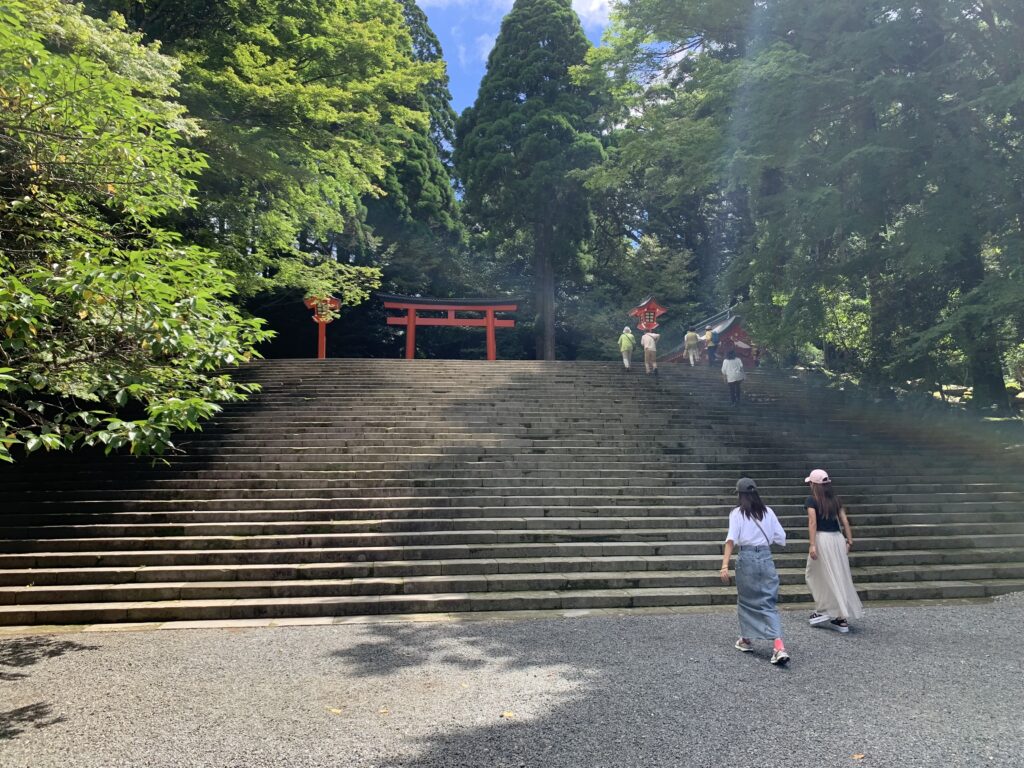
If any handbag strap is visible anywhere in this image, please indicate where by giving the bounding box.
[751,517,772,547]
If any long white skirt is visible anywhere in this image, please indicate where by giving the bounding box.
[806,531,864,620]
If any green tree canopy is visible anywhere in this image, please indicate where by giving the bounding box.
[584,0,1024,408]
[364,0,464,296]
[86,0,439,306]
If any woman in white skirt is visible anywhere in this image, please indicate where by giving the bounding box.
[804,468,864,632]
[720,477,790,665]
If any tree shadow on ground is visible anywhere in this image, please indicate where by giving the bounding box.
[326,615,732,767]
[328,619,596,678]
[0,703,65,741]
[322,609,1023,768]
[0,635,97,741]
[0,635,98,682]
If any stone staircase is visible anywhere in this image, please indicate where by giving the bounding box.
[1,359,1022,626]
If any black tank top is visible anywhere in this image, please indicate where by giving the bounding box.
[806,497,841,533]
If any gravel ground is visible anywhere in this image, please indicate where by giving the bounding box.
[2,598,1022,768]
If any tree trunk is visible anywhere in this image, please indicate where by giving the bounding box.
[965,339,1008,411]
[865,270,894,386]
[533,227,556,361]
[956,243,1010,412]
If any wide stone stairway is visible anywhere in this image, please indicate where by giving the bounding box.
[1,359,1023,626]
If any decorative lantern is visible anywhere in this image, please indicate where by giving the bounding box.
[304,296,341,359]
[629,296,668,331]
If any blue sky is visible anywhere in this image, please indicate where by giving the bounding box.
[418,0,611,114]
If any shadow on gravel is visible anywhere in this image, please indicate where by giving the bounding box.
[0,636,96,741]
[323,608,1023,768]
[0,703,65,741]
[0,636,99,682]
[329,621,554,677]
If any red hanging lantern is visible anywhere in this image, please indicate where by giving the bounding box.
[304,296,341,359]
[629,296,668,331]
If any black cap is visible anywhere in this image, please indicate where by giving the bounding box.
[736,477,758,493]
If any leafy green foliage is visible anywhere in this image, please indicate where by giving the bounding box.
[0,0,270,462]
[86,0,438,305]
[564,235,696,360]
[586,0,1024,408]
[364,0,463,293]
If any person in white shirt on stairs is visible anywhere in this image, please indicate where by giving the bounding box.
[720,477,790,666]
[721,348,745,405]
[641,330,660,376]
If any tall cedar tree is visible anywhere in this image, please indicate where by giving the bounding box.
[456,0,603,360]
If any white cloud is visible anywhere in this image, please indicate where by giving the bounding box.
[433,0,608,70]
[572,0,611,29]
[474,33,497,63]
[420,0,609,29]
[419,0,513,12]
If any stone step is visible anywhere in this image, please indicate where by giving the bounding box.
[23,455,956,469]
[8,463,1010,481]
[6,497,1018,514]
[10,527,1005,553]
[2,533,1022,565]
[13,464,1003,482]
[3,509,1018,527]
[7,562,1024,606]
[11,486,1021,504]
[3,548,1021,586]
[3,518,1022,540]
[7,485,1017,505]
[3,579,1023,626]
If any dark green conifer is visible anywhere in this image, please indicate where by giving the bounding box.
[456,0,603,359]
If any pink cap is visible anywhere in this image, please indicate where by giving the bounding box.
[804,469,831,484]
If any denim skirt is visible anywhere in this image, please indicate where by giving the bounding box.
[735,546,782,640]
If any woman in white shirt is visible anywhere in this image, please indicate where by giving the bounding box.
[721,349,745,405]
[719,477,790,665]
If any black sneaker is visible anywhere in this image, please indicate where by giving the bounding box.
[829,618,850,634]
[809,612,831,626]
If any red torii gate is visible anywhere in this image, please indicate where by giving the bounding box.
[381,294,519,361]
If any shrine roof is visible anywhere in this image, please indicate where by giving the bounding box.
[378,293,521,307]
[715,315,742,334]
[631,295,665,311]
